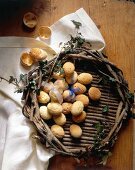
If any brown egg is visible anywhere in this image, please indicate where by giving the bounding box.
[54,79,68,92]
[78,73,93,85]
[71,101,84,116]
[30,48,47,62]
[39,106,52,120]
[23,12,37,29]
[75,94,89,107]
[42,82,54,93]
[71,82,86,94]
[63,62,75,76]
[53,68,65,80]
[72,111,86,123]
[20,52,34,67]
[62,102,72,114]
[38,26,52,39]
[65,71,78,85]
[51,125,65,139]
[37,91,50,104]
[49,88,63,104]
[70,124,82,138]
[63,90,75,103]
[88,87,101,101]
[53,113,66,126]
[47,103,62,116]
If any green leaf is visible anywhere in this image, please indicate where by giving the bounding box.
[102,105,109,114]
[71,20,82,29]
[126,92,134,100]
[109,77,115,83]
[94,122,104,133]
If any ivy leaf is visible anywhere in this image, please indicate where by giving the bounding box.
[109,77,115,83]
[19,73,27,83]
[102,105,109,114]
[71,20,82,29]
[39,60,47,70]
[94,122,104,134]
[126,92,134,101]
[9,76,18,85]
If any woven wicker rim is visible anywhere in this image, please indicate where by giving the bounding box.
[22,47,132,158]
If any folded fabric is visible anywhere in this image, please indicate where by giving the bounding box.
[0,8,105,170]
[41,8,105,53]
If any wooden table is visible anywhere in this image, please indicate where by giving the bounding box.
[0,0,134,170]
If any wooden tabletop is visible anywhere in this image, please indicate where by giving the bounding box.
[0,0,134,170]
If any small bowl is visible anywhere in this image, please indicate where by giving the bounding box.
[38,26,52,39]
[23,12,38,29]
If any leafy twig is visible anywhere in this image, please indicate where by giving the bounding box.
[0,76,19,87]
[71,20,82,29]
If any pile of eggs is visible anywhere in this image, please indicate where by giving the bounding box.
[37,61,101,139]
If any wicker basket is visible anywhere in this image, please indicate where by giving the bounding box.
[22,46,133,160]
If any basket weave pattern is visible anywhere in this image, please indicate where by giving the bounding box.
[22,47,131,157]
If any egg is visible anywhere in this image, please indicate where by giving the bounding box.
[78,73,93,85]
[20,52,34,67]
[23,12,37,29]
[38,26,52,39]
[88,87,101,101]
[37,91,50,104]
[39,106,52,120]
[72,111,86,123]
[75,94,89,107]
[47,103,63,116]
[71,82,86,94]
[63,90,75,102]
[51,125,65,139]
[63,62,75,76]
[54,79,68,92]
[53,68,65,79]
[71,101,84,116]
[70,124,82,138]
[62,102,72,114]
[42,82,54,93]
[53,113,66,126]
[30,48,47,62]
[65,71,78,85]
[49,88,63,104]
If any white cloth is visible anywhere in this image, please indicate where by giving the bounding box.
[0,8,105,170]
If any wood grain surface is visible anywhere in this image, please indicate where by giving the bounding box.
[0,0,134,170]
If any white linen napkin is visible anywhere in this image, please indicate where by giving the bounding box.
[0,8,105,170]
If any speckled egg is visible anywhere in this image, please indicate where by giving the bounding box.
[71,82,86,94]
[37,91,50,104]
[65,71,78,85]
[54,79,68,92]
[75,94,89,107]
[49,88,63,104]
[53,113,66,126]
[62,102,72,114]
[39,106,52,120]
[88,87,101,101]
[78,73,93,85]
[63,90,75,103]
[51,125,65,139]
[72,111,86,123]
[47,102,63,116]
[71,101,84,116]
[63,62,75,76]
[42,81,54,93]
